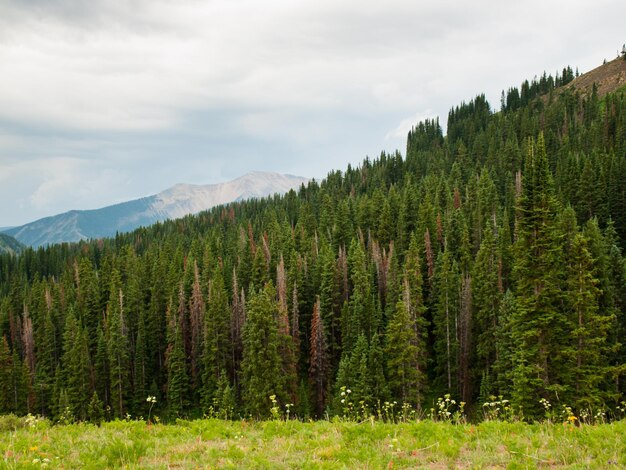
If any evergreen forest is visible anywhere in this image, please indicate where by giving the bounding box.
[1,62,626,423]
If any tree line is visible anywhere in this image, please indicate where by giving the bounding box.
[0,68,625,421]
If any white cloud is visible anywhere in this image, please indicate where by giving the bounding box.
[0,155,133,225]
[385,111,435,141]
[28,157,130,212]
[0,0,625,225]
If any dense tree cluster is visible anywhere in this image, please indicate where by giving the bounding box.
[0,70,625,421]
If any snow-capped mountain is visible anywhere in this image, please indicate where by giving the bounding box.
[4,172,308,247]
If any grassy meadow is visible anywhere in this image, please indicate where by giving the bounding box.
[1,416,625,468]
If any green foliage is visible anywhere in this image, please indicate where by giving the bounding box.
[200,264,230,412]
[0,61,625,422]
[87,392,104,425]
[60,309,92,421]
[106,270,130,418]
[510,135,569,417]
[241,282,285,418]
[165,297,190,417]
[385,299,423,406]
[2,418,626,468]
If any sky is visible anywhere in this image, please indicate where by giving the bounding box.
[0,0,624,227]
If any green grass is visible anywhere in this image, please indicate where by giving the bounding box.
[1,417,625,468]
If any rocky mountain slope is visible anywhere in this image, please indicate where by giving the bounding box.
[4,172,308,247]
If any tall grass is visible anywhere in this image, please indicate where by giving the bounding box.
[0,414,625,468]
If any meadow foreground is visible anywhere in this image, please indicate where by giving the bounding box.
[1,417,625,468]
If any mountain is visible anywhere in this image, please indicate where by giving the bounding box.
[0,233,24,255]
[4,171,308,247]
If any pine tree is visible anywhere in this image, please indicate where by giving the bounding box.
[472,222,501,393]
[34,303,58,416]
[21,308,35,411]
[94,325,110,413]
[241,282,285,418]
[276,256,297,402]
[432,249,460,395]
[165,298,189,417]
[367,333,389,404]
[76,258,101,351]
[319,243,342,370]
[11,350,30,414]
[344,238,376,350]
[133,311,148,414]
[491,290,518,398]
[106,270,130,418]
[458,274,472,403]
[201,264,230,411]
[510,134,567,417]
[402,235,429,391]
[333,333,372,412]
[189,261,205,392]
[567,233,612,408]
[61,309,92,421]
[230,270,246,393]
[0,336,12,413]
[385,297,422,406]
[309,298,329,416]
[87,391,104,424]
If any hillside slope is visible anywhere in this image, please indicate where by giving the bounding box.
[565,56,626,96]
[0,233,23,255]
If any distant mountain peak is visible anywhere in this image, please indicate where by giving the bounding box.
[4,172,309,247]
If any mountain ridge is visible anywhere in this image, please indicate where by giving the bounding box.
[0,233,24,255]
[564,56,626,97]
[4,171,308,247]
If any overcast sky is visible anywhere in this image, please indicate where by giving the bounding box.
[0,0,624,227]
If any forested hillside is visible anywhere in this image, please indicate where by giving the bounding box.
[0,234,23,256]
[1,59,625,422]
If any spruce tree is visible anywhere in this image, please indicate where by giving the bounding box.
[106,270,130,418]
[201,264,230,411]
[0,336,12,413]
[309,298,329,416]
[510,134,567,418]
[432,248,460,395]
[385,297,422,406]
[188,261,205,393]
[567,233,612,408]
[241,282,284,418]
[165,299,189,417]
[472,221,501,394]
[344,238,376,350]
[61,309,92,421]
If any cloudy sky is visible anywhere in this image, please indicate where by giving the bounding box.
[0,0,624,227]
